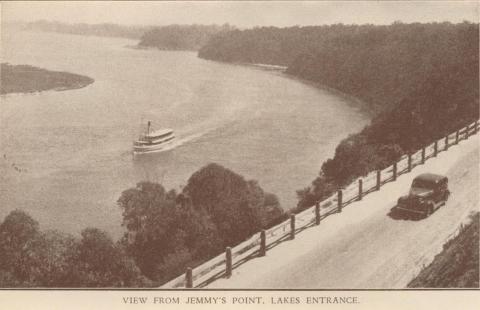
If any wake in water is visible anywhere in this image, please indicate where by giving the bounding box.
[135,127,215,157]
[127,110,240,160]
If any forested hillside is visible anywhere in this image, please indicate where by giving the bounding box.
[199,22,479,208]
[296,22,479,207]
[199,26,313,66]
[138,24,234,50]
[200,22,477,113]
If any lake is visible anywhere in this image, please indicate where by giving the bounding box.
[0,30,368,238]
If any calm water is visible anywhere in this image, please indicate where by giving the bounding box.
[1,30,368,238]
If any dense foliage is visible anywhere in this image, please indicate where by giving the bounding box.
[138,24,235,51]
[199,26,321,66]
[199,22,479,208]
[1,63,94,95]
[408,212,479,288]
[0,210,147,287]
[118,163,283,283]
[296,22,479,208]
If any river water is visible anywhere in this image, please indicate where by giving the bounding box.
[1,30,368,238]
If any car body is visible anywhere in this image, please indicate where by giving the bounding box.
[395,173,450,217]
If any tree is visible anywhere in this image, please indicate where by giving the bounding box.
[0,210,40,286]
[0,210,147,288]
[184,163,274,246]
[117,181,223,283]
[24,230,79,287]
[73,228,147,287]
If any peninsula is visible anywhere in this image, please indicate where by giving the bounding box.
[1,63,94,95]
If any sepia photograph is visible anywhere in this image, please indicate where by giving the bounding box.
[0,0,479,308]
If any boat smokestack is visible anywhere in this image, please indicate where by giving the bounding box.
[147,121,151,135]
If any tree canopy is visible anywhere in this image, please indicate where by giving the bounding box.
[117,163,283,283]
[0,210,147,287]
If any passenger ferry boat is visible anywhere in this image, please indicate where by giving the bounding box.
[133,121,175,155]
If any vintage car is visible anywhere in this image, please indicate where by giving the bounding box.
[395,173,450,217]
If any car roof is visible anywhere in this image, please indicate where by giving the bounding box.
[414,173,447,183]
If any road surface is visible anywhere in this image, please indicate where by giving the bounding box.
[208,135,479,288]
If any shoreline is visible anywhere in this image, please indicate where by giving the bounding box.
[1,81,94,96]
[282,71,376,118]
[128,44,197,52]
[241,62,288,71]
[227,59,374,117]
[0,63,94,96]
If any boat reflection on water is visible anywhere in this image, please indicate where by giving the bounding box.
[132,146,175,185]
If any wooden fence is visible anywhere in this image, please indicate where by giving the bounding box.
[161,120,479,288]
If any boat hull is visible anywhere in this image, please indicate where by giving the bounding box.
[133,138,176,155]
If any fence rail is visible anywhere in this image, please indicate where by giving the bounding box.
[161,119,479,288]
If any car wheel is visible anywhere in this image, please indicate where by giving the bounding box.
[427,204,434,216]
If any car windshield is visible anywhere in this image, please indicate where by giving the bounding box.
[412,179,435,189]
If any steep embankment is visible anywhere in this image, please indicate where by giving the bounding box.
[208,135,479,288]
[200,23,479,208]
[1,63,94,95]
[408,212,479,288]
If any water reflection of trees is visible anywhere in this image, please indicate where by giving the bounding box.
[132,150,174,184]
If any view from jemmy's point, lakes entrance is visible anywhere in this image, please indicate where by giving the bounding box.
[0,1,479,292]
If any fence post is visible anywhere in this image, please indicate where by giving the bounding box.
[225,247,232,278]
[290,214,296,240]
[456,130,459,144]
[407,154,412,172]
[337,190,343,213]
[433,141,438,157]
[259,230,266,257]
[392,162,397,181]
[358,179,363,201]
[465,125,470,139]
[421,147,426,164]
[315,202,321,225]
[376,170,381,191]
[475,120,479,134]
[444,136,449,151]
[186,267,193,288]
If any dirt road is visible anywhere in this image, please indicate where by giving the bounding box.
[208,136,479,288]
